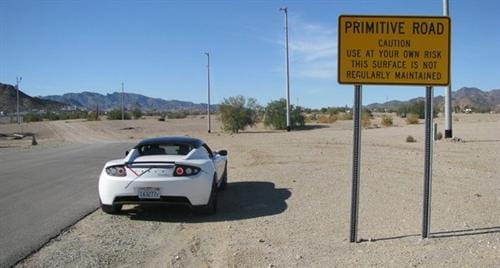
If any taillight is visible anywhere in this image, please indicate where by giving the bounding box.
[106,166,127,177]
[173,165,200,177]
[175,167,185,176]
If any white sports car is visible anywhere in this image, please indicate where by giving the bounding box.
[98,136,228,215]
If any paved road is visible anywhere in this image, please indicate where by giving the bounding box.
[0,142,133,267]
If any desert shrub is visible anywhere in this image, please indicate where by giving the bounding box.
[263,99,305,130]
[406,135,416,143]
[158,114,166,121]
[107,109,131,120]
[165,110,188,119]
[218,96,257,133]
[338,112,353,120]
[363,108,373,118]
[87,111,100,121]
[317,115,330,124]
[381,115,393,127]
[406,113,420,124]
[397,101,438,119]
[131,108,143,119]
[436,132,443,140]
[362,113,371,128]
[24,112,43,123]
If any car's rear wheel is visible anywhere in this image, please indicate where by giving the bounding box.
[194,175,217,215]
[219,162,228,191]
[101,203,122,214]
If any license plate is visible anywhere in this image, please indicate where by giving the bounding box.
[138,187,161,199]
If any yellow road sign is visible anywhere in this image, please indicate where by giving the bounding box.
[338,15,450,86]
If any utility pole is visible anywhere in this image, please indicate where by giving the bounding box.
[16,76,22,124]
[280,7,291,132]
[443,0,453,138]
[205,52,211,133]
[121,82,125,121]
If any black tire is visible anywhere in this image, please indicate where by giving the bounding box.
[194,176,217,215]
[219,162,228,191]
[101,203,122,214]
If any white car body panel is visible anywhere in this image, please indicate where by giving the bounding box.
[98,137,227,207]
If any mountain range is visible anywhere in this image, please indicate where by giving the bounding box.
[1,82,499,113]
[366,87,500,112]
[41,91,212,111]
[0,83,65,112]
[0,82,213,113]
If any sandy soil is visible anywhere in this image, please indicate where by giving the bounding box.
[4,114,500,267]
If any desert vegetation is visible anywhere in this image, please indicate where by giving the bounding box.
[263,99,304,129]
[218,96,258,133]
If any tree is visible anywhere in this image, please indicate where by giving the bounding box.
[397,101,437,119]
[107,109,130,120]
[263,99,305,130]
[218,96,257,133]
[131,108,143,119]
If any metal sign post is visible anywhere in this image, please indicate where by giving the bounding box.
[350,84,362,243]
[338,15,450,242]
[422,86,434,238]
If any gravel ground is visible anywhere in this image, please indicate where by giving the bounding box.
[9,114,500,267]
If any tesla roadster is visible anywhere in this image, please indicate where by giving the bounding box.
[98,136,228,215]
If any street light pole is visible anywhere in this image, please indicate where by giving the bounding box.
[443,0,453,138]
[205,52,211,133]
[16,76,22,124]
[280,7,291,132]
[121,82,125,121]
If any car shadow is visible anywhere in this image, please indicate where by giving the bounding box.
[122,181,291,222]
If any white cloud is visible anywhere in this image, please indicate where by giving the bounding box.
[286,16,338,79]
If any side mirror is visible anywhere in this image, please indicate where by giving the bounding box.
[218,149,228,156]
[125,150,129,156]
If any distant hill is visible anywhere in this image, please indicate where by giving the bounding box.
[0,83,65,113]
[367,87,500,112]
[40,91,214,111]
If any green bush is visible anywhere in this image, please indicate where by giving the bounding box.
[263,99,305,129]
[107,109,130,120]
[165,111,188,119]
[24,112,43,123]
[218,96,257,133]
[397,101,438,119]
[131,108,143,119]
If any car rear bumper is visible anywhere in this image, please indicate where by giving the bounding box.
[98,171,212,206]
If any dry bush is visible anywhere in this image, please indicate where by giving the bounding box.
[329,114,338,123]
[304,116,314,124]
[317,115,330,123]
[338,112,353,120]
[436,132,443,140]
[317,114,338,124]
[362,113,371,128]
[406,113,419,124]
[381,115,393,127]
[406,135,416,143]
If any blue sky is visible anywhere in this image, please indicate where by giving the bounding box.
[1,0,499,108]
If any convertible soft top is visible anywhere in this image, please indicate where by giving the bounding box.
[134,136,204,149]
